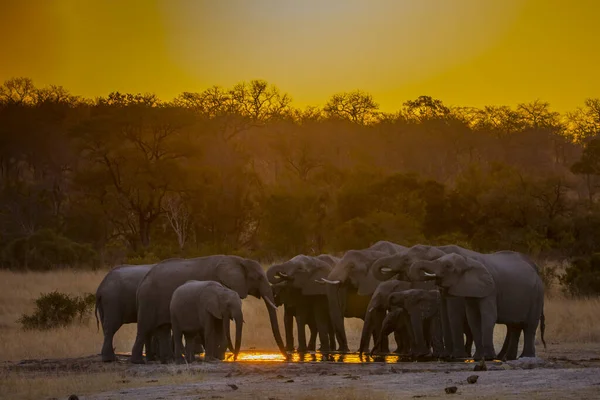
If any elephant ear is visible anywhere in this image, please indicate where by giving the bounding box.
[358,266,384,296]
[217,258,249,299]
[206,293,223,320]
[448,256,495,298]
[300,259,331,296]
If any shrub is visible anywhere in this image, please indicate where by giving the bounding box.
[561,254,600,296]
[19,291,96,330]
[1,229,98,270]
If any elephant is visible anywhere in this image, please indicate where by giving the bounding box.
[376,289,445,358]
[372,245,515,359]
[131,255,287,364]
[359,279,436,355]
[170,280,243,363]
[409,251,546,360]
[95,264,156,362]
[271,282,319,352]
[318,241,407,352]
[267,254,337,353]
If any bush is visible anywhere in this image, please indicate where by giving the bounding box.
[1,229,98,270]
[19,291,96,330]
[561,254,600,296]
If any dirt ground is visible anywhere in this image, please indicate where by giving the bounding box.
[3,344,600,400]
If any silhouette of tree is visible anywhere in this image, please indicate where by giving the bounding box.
[323,90,379,125]
[403,96,450,122]
[571,138,600,202]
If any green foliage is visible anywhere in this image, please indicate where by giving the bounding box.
[561,254,600,296]
[19,291,96,330]
[125,252,161,265]
[1,229,98,270]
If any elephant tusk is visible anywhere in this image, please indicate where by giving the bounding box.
[368,307,374,313]
[321,279,341,285]
[423,271,437,277]
[314,279,326,284]
[278,272,289,277]
[265,297,278,310]
[380,267,392,273]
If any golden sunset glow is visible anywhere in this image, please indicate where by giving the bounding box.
[1,0,598,111]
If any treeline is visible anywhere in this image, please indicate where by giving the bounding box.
[1,77,600,277]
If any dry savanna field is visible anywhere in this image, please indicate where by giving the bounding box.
[1,267,599,400]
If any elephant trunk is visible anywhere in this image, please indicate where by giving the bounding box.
[372,259,397,282]
[326,282,349,352]
[409,260,436,282]
[233,310,243,361]
[259,280,288,358]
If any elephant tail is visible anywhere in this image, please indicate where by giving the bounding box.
[95,295,102,332]
[540,309,546,349]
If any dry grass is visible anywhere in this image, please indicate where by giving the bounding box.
[0,368,204,400]
[0,269,598,363]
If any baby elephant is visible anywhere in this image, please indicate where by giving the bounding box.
[170,280,243,362]
[380,289,444,358]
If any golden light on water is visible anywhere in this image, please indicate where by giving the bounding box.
[223,351,403,363]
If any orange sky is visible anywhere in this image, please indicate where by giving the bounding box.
[1,0,598,112]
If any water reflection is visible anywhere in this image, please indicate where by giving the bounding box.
[223,351,423,363]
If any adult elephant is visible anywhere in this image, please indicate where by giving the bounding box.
[319,241,407,352]
[271,282,319,352]
[131,255,287,364]
[372,245,519,360]
[410,251,546,360]
[267,254,337,353]
[95,264,156,362]
[359,280,436,356]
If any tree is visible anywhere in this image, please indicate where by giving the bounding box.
[164,193,191,251]
[323,90,379,125]
[571,138,600,203]
[402,96,450,122]
[566,98,600,143]
[74,98,193,250]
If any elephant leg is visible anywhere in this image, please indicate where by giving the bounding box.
[146,333,159,362]
[447,297,469,359]
[156,325,173,364]
[308,317,318,351]
[478,297,497,360]
[295,307,309,352]
[131,328,151,364]
[430,314,445,359]
[439,295,453,359]
[203,321,217,361]
[465,298,483,360]
[214,321,226,360]
[283,306,295,351]
[497,324,519,360]
[172,327,185,364]
[314,303,331,353]
[506,325,522,360]
[521,322,538,358]
[100,321,120,362]
[463,320,474,357]
[410,312,430,357]
[328,318,337,351]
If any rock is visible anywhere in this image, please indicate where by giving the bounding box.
[444,386,458,394]
[67,396,79,400]
[285,379,294,383]
[467,375,479,384]
[228,384,239,390]
[507,357,546,369]
[474,360,487,371]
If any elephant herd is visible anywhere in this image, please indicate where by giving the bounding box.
[95,242,546,364]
